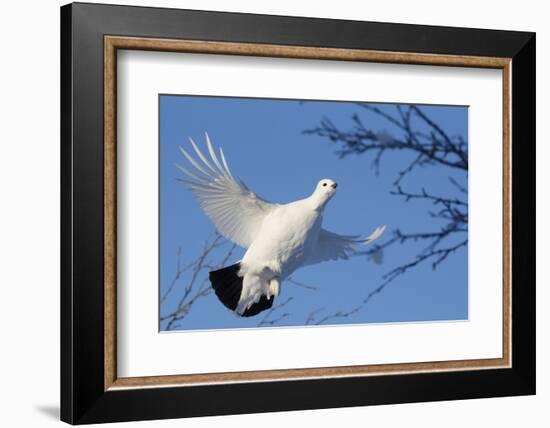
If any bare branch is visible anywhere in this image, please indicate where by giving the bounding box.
[287,277,318,291]
[160,247,196,304]
[304,103,468,323]
[161,234,236,330]
[305,308,325,325]
[257,297,294,327]
[304,103,468,176]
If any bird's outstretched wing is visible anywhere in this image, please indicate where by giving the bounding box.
[177,134,276,248]
[306,225,386,266]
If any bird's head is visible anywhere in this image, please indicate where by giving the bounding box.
[311,178,338,209]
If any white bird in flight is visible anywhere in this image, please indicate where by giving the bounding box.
[177,134,386,317]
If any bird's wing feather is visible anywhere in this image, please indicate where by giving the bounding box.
[306,225,386,266]
[177,134,275,248]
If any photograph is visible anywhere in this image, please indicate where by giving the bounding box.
[159,95,469,331]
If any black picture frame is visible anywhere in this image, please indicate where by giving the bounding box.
[61,2,535,424]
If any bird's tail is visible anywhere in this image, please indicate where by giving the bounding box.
[209,263,274,317]
[209,263,243,313]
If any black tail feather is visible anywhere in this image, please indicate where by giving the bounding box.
[209,263,275,317]
[209,263,242,311]
[241,295,274,317]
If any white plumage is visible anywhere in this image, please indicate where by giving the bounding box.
[178,134,386,317]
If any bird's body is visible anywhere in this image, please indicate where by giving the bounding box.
[242,198,323,280]
[177,134,385,317]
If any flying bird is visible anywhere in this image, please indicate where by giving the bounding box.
[177,134,386,317]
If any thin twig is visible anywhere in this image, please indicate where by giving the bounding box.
[257,297,294,327]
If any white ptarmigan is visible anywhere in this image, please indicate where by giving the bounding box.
[177,134,386,317]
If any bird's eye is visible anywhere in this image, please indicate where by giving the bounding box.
[323,183,327,187]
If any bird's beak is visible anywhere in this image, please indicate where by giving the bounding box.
[332,182,338,189]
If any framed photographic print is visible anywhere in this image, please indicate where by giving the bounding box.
[60,2,536,424]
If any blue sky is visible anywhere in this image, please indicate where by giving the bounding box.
[159,95,468,331]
